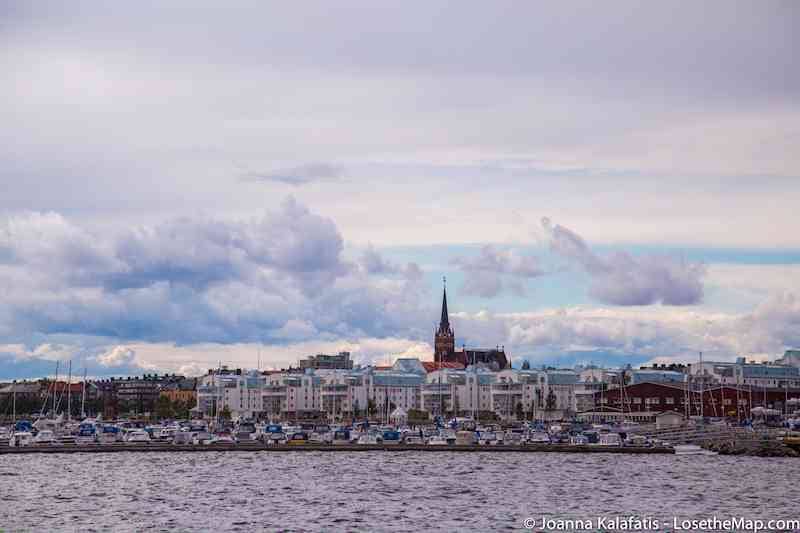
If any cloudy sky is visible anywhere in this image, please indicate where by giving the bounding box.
[2,1,799,378]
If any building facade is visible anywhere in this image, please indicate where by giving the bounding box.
[689,358,800,389]
[298,351,354,370]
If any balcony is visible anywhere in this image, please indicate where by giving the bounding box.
[423,384,452,393]
[321,386,348,397]
[491,384,523,393]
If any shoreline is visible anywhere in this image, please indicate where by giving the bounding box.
[0,443,674,455]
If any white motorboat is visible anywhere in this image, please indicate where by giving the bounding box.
[597,432,622,447]
[309,431,333,444]
[625,434,651,447]
[427,434,449,446]
[207,432,237,445]
[569,434,589,445]
[33,429,59,445]
[126,429,151,443]
[9,431,34,447]
[527,431,551,444]
[357,432,382,445]
[455,430,477,446]
[97,425,123,444]
[158,427,178,442]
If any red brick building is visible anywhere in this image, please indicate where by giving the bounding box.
[593,382,800,419]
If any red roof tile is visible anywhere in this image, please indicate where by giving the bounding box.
[421,361,465,372]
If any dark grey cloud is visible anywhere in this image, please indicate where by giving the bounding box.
[242,163,344,186]
[542,217,705,305]
[452,245,544,298]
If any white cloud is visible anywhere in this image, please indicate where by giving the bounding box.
[0,342,79,362]
[97,345,137,367]
[450,292,800,363]
[125,337,434,374]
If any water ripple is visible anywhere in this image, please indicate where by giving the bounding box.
[0,452,796,532]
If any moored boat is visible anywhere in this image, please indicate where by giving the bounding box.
[33,429,59,445]
[381,430,401,444]
[597,432,622,447]
[287,432,309,445]
[75,422,97,445]
[97,425,123,444]
[331,428,351,445]
[9,431,34,447]
[262,424,286,445]
[125,429,151,443]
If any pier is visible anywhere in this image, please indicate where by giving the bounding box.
[0,442,675,455]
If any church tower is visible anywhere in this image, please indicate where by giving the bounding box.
[434,277,455,363]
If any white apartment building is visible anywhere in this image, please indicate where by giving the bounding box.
[689,357,800,389]
[197,360,582,422]
[196,368,264,420]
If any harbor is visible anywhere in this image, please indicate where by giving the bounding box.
[9,414,800,456]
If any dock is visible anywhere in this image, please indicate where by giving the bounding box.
[0,442,674,455]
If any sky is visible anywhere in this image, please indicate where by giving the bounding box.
[1,1,799,379]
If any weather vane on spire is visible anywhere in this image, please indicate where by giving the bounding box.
[443,275,446,289]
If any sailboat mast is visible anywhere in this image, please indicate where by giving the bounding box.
[699,351,704,419]
[67,360,72,421]
[53,361,59,417]
[81,367,87,419]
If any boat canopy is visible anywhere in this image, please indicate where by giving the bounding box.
[14,420,33,432]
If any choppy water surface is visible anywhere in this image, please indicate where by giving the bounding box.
[0,452,797,532]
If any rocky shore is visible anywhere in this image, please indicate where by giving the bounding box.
[704,438,798,457]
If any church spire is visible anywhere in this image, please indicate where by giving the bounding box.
[439,276,450,332]
[434,276,455,363]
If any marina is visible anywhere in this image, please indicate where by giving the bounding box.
[0,442,675,455]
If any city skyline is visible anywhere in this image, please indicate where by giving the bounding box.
[2,2,799,379]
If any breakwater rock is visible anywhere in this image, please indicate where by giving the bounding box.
[705,439,798,457]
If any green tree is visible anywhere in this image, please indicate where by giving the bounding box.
[546,389,557,410]
[407,409,429,424]
[219,405,232,421]
[155,395,174,420]
[173,400,190,420]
